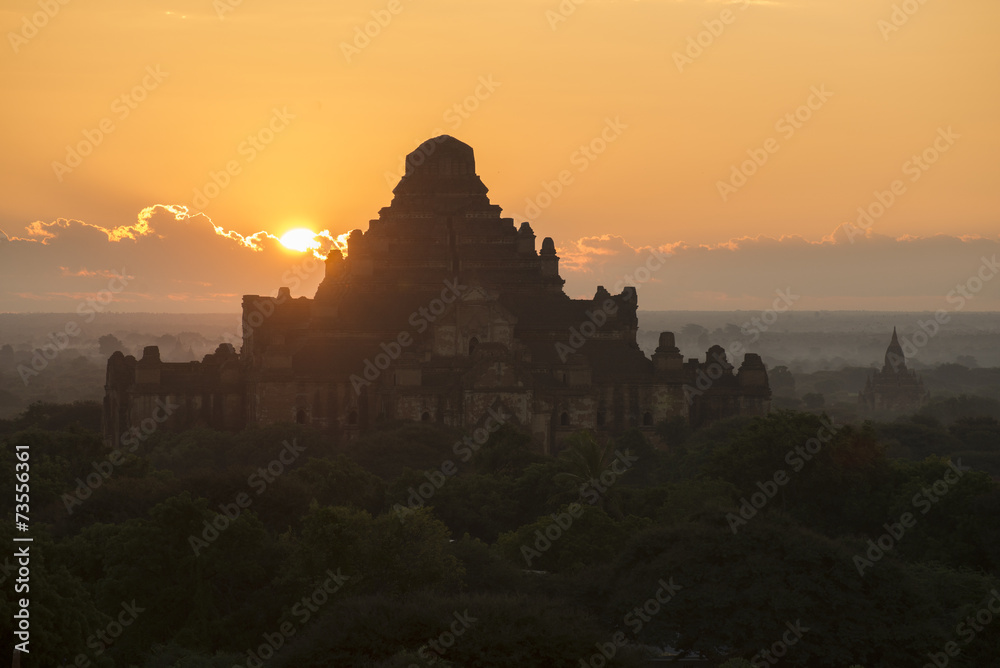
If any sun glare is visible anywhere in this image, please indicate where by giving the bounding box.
[280,228,320,253]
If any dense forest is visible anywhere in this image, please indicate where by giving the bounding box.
[3,398,1000,667]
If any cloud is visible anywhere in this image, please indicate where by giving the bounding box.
[0,206,348,312]
[654,0,790,6]
[1,207,997,313]
[557,229,1000,311]
[59,267,127,278]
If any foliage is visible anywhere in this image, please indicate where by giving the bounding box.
[269,592,627,668]
[4,399,1000,667]
[495,504,652,573]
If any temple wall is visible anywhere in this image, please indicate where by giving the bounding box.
[102,137,772,451]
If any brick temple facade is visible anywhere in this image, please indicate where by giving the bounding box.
[859,328,928,414]
[103,136,771,452]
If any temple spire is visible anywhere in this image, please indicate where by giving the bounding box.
[884,326,906,373]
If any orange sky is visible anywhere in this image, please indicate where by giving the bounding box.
[1,0,998,312]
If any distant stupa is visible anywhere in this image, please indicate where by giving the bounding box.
[859,328,928,414]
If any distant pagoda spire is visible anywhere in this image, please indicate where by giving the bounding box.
[883,326,907,373]
[861,327,928,414]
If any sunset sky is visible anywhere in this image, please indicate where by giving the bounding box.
[1,0,998,312]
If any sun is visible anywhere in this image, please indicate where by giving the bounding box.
[279,228,320,253]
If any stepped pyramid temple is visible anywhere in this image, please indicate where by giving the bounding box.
[103,136,771,452]
[859,328,929,414]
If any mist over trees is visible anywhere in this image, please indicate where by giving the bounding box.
[2,311,999,421]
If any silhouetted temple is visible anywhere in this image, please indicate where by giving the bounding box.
[104,136,771,452]
[859,328,928,414]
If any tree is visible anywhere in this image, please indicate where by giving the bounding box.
[51,492,286,663]
[919,395,1000,424]
[337,421,465,481]
[281,455,386,514]
[703,411,895,536]
[601,514,1000,666]
[956,355,979,368]
[0,525,107,667]
[285,505,464,597]
[949,416,1000,450]
[270,592,630,668]
[472,424,546,477]
[495,504,650,572]
[98,334,126,356]
[554,431,629,515]
[655,416,692,450]
[884,456,999,573]
[769,365,796,395]
[389,471,520,543]
[802,392,825,410]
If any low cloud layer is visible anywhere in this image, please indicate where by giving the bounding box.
[1,206,998,313]
[559,229,1000,311]
[0,206,341,313]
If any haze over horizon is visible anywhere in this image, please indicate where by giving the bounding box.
[1,0,998,312]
